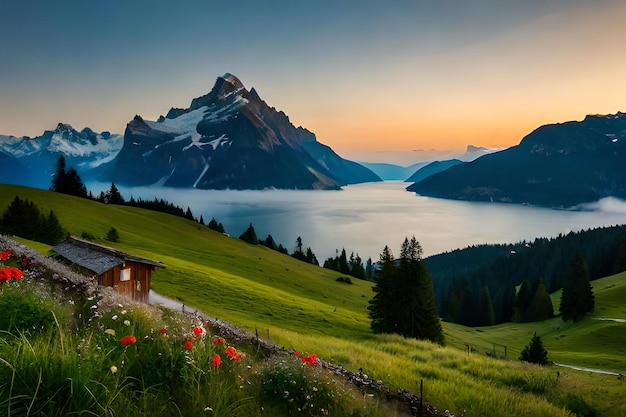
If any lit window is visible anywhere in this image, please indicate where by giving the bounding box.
[120,268,131,282]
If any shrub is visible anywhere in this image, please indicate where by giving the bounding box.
[519,332,549,365]
[106,227,119,242]
[0,284,56,333]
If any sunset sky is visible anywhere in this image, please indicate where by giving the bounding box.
[2,1,626,164]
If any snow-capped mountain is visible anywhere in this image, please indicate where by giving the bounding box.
[100,73,380,189]
[0,124,122,188]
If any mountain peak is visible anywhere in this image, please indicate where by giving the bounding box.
[55,123,75,133]
[220,73,244,89]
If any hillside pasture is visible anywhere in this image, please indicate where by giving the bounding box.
[2,184,625,417]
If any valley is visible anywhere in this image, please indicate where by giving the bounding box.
[1,184,625,416]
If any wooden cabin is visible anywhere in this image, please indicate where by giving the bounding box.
[52,236,165,303]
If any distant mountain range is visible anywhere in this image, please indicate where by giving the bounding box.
[405,159,462,184]
[361,146,495,180]
[0,125,122,189]
[0,73,380,190]
[407,113,626,207]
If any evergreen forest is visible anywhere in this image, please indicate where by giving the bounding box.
[426,225,626,326]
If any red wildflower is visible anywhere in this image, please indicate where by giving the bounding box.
[302,353,318,367]
[225,346,237,358]
[21,257,31,267]
[120,335,137,347]
[193,326,204,336]
[225,346,241,362]
[0,267,23,282]
[160,327,167,335]
[212,353,221,369]
[184,340,193,350]
[0,268,10,282]
[9,268,23,279]
[0,250,12,261]
[213,337,225,345]
[293,351,301,358]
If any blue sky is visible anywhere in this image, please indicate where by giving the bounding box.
[2,0,626,162]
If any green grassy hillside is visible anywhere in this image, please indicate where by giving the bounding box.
[3,184,625,417]
[446,271,626,371]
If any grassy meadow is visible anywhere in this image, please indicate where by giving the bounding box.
[2,184,625,417]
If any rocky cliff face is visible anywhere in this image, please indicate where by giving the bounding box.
[104,73,380,189]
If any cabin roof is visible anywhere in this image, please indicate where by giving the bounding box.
[52,236,166,275]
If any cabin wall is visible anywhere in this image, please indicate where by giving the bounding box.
[97,261,153,303]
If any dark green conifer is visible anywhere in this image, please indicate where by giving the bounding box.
[560,252,594,322]
[239,223,258,245]
[40,210,66,245]
[477,286,495,326]
[519,332,549,365]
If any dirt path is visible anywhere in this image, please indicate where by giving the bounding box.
[553,362,624,376]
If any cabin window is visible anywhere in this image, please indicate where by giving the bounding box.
[120,268,131,282]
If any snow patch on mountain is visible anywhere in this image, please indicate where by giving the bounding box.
[48,132,122,159]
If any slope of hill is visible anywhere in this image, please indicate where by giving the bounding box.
[407,113,626,207]
[445,271,626,372]
[405,159,462,183]
[2,184,625,417]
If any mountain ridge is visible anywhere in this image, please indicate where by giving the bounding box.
[407,112,626,207]
[0,74,380,190]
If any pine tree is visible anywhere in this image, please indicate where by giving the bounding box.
[50,156,67,192]
[348,252,365,279]
[239,223,258,245]
[369,238,443,344]
[365,257,373,281]
[526,277,554,321]
[263,234,277,250]
[477,286,495,326]
[560,252,594,322]
[519,332,549,365]
[339,248,350,274]
[50,156,88,197]
[514,279,534,322]
[0,196,42,240]
[107,183,125,205]
[40,210,66,245]
[305,247,319,266]
[368,245,397,334]
[64,167,88,198]
[106,227,120,242]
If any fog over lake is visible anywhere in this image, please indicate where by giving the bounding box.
[88,181,626,262]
